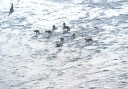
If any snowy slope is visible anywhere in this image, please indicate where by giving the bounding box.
[0,0,128,89]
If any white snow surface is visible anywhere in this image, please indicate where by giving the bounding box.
[0,0,128,89]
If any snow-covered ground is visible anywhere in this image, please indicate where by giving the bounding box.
[0,0,128,89]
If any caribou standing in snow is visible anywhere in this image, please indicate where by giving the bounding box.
[63,22,70,33]
[56,37,64,47]
[84,37,93,44]
[45,25,57,37]
[34,30,40,35]
[52,25,57,31]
